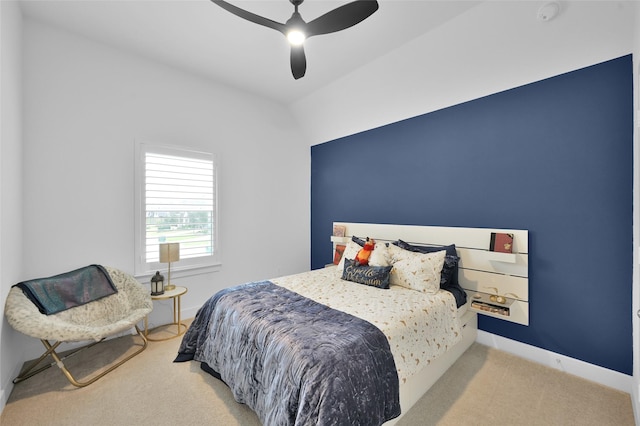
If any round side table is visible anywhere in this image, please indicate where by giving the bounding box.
[144,285,188,342]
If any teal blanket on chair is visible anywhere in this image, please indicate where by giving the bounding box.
[14,265,118,315]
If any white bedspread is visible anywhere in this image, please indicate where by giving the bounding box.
[272,267,462,384]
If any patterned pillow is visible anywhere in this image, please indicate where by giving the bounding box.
[351,235,367,246]
[392,240,459,289]
[388,245,446,294]
[341,258,393,289]
[336,240,364,273]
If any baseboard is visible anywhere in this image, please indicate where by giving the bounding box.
[477,330,632,394]
[1,358,23,416]
[632,381,640,425]
[0,388,5,415]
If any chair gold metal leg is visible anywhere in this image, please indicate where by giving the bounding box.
[13,340,62,384]
[13,326,148,387]
[13,339,105,384]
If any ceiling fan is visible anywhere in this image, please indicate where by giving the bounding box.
[211,0,380,79]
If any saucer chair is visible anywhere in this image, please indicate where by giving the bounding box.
[5,266,153,387]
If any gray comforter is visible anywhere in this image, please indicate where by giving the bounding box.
[175,281,400,426]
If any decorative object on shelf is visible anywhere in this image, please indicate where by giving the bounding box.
[150,271,165,296]
[159,242,180,291]
[471,290,514,317]
[490,232,514,253]
[471,300,510,317]
[332,224,346,237]
[485,286,506,304]
[491,295,507,304]
[483,287,522,304]
[333,244,346,265]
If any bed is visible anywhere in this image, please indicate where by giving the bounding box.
[175,223,529,425]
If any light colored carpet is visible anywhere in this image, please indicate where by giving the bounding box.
[396,343,635,426]
[1,323,634,426]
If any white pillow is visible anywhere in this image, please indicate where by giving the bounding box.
[368,242,391,267]
[388,246,446,294]
[336,240,363,273]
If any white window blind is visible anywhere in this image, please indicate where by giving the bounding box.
[135,144,219,276]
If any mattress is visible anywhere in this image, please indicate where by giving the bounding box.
[272,267,463,385]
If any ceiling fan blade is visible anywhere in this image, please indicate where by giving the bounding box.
[290,44,307,80]
[305,0,379,37]
[211,0,287,34]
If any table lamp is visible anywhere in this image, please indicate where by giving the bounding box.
[159,242,180,291]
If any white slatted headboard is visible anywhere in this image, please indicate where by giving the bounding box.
[331,222,529,325]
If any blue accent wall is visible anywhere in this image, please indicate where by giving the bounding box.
[310,55,633,375]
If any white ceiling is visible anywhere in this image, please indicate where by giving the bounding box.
[18,0,482,105]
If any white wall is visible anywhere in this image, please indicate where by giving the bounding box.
[632,2,640,423]
[293,1,635,146]
[0,0,24,409]
[0,14,310,405]
[22,16,311,285]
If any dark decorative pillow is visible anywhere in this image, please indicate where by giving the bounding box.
[392,240,460,289]
[352,235,367,246]
[439,254,460,289]
[341,258,392,289]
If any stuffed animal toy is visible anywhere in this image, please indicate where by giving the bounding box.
[354,237,375,266]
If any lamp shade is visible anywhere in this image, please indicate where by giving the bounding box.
[159,242,180,263]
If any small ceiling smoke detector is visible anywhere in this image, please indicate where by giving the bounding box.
[537,2,560,22]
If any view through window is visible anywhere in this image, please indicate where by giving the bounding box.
[135,144,218,275]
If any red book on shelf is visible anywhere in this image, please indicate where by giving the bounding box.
[490,233,514,253]
[333,244,346,265]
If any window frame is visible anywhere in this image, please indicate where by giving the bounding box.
[134,142,220,278]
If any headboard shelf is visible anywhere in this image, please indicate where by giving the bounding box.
[331,222,529,326]
[480,251,517,263]
[330,236,350,244]
[458,250,527,277]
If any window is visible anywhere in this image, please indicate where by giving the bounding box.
[135,143,219,276]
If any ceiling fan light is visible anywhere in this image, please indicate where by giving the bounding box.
[287,30,306,46]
